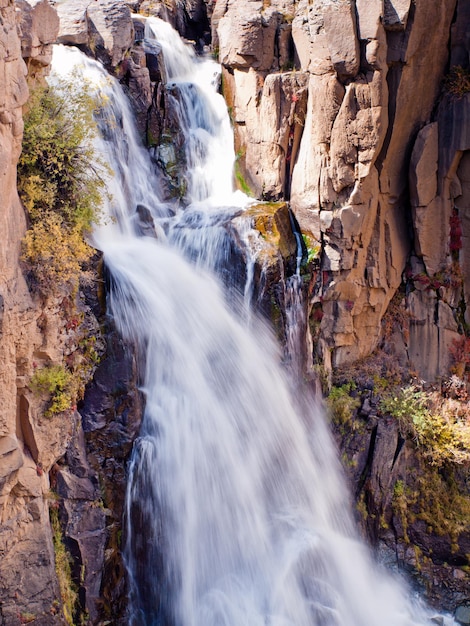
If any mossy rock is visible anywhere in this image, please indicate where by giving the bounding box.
[245,202,297,264]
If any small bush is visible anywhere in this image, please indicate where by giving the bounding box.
[327,383,361,426]
[449,336,470,377]
[444,65,470,98]
[380,385,429,434]
[22,213,92,295]
[380,384,470,466]
[302,233,320,265]
[30,364,73,417]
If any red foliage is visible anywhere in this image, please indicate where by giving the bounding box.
[311,306,324,323]
[449,210,463,252]
[449,336,470,367]
[414,272,431,287]
[65,316,79,330]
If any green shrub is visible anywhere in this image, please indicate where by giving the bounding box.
[380,384,470,466]
[326,383,361,426]
[380,385,429,434]
[392,479,410,542]
[18,76,105,295]
[30,364,73,417]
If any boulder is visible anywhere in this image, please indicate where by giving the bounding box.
[356,0,383,41]
[383,0,412,31]
[456,605,470,625]
[17,0,60,67]
[218,4,278,71]
[291,0,333,75]
[56,0,90,46]
[231,69,309,200]
[322,0,360,81]
[87,0,134,68]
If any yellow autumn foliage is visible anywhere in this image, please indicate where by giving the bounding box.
[22,212,92,295]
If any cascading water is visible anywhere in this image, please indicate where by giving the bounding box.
[51,20,454,626]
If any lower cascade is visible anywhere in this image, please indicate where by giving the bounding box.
[51,18,455,626]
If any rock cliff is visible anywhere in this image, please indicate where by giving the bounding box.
[0,2,112,623]
[0,1,66,623]
[216,0,470,384]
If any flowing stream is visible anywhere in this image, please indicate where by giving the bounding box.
[51,19,453,626]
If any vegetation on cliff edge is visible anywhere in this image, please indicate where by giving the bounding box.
[18,76,106,296]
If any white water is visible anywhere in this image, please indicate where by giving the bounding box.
[51,21,453,626]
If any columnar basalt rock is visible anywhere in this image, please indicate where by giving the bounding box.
[217,0,470,608]
[217,0,467,378]
[0,2,116,622]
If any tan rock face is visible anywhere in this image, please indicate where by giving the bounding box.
[218,4,278,71]
[87,0,135,67]
[17,0,60,67]
[57,0,134,68]
[56,0,90,46]
[218,0,465,377]
[0,2,90,621]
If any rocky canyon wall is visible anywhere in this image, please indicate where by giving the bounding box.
[0,0,469,623]
[0,1,67,623]
[0,2,139,623]
[216,0,470,383]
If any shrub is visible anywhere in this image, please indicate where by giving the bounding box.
[449,210,463,253]
[380,384,470,466]
[380,385,430,435]
[22,213,92,295]
[443,65,470,98]
[30,364,73,417]
[449,336,470,376]
[18,76,105,296]
[326,383,361,426]
[302,233,320,265]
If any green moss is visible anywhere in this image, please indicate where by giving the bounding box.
[389,463,470,556]
[415,470,470,545]
[235,159,253,196]
[394,479,405,498]
[50,506,78,625]
[380,384,470,466]
[301,233,320,265]
[392,479,412,543]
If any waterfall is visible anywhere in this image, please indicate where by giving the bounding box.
[51,21,453,626]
